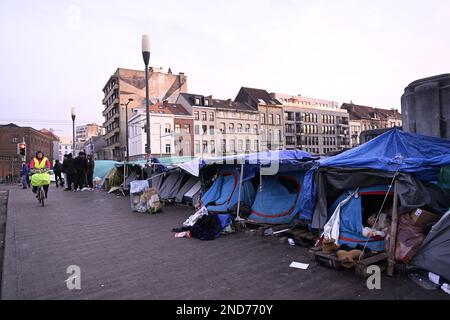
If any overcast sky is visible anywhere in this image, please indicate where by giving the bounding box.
[1,0,450,136]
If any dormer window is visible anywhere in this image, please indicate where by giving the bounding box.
[195,98,201,105]
[205,99,209,106]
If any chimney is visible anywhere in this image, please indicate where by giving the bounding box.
[168,68,172,74]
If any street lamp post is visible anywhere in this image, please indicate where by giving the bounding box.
[121,98,134,162]
[142,35,151,160]
[71,107,76,155]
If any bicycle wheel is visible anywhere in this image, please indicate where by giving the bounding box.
[40,188,45,207]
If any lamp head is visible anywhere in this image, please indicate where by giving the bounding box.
[142,35,151,65]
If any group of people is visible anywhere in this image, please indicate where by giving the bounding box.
[19,151,95,197]
[61,152,95,191]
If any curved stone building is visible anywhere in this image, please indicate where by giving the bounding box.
[401,74,450,139]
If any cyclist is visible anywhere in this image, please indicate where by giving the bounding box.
[29,151,51,198]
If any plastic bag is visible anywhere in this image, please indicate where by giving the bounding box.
[384,214,425,264]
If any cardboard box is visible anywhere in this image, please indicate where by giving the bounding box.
[410,208,440,227]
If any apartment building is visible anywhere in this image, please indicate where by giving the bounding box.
[273,93,350,155]
[177,93,260,156]
[102,67,187,160]
[341,102,402,147]
[128,101,193,160]
[235,87,284,151]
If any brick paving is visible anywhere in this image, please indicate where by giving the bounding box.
[0,185,448,300]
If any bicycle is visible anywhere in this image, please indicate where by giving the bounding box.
[30,168,49,207]
[36,185,45,206]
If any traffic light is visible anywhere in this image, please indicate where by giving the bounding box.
[17,143,26,157]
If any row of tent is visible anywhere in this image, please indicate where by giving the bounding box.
[93,129,450,280]
[93,129,450,229]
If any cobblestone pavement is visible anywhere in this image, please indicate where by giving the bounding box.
[0,185,448,300]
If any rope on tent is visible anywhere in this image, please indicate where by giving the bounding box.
[358,166,401,261]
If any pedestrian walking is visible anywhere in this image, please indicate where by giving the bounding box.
[62,153,76,191]
[20,161,30,189]
[87,154,95,189]
[73,152,88,191]
[53,160,63,188]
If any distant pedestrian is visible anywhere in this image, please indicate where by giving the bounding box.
[62,153,76,191]
[20,161,30,189]
[87,154,95,189]
[73,152,88,191]
[53,160,63,188]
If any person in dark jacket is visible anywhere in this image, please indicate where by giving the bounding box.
[73,152,88,191]
[86,154,95,189]
[20,161,30,189]
[53,160,63,188]
[62,153,76,191]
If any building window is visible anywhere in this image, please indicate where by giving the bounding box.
[174,124,181,133]
[210,140,215,153]
[195,141,200,153]
[237,124,243,133]
[221,139,226,152]
[245,124,250,133]
[269,114,273,124]
[202,141,208,153]
[261,114,265,124]
[245,139,250,151]
[229,139,235,152]
[194,112,199,120]
[254,140,259,151]
[202,125,208,134]
[195,125,200,135]
[209,113,214,121]
[165,124,171,133]
[165,144,171,154]
[209,126,215,134]
[238,139,243,151]
[184,124,190,133]
[202,112,207,121]
[220,123,226,133]
[195,98,201,105]
[276,114,281,125]
[254,125,258,133]
[228,123,234,133]
[204,99,209,106]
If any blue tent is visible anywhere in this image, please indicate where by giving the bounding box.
[300,128,450,227]
[201,168,255,213]
[327,185,392,252]
[248,171,305,225]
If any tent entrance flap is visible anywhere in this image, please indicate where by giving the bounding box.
[248,171,305,225]
[201,169,255,213]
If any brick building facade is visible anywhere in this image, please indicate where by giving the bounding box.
[0,124,58,178]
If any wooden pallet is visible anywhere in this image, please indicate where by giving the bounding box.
[314,251,388,277]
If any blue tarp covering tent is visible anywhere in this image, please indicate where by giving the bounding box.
[248,171,305,225]
[326,185,392,252]
[200,168,256,213]
[200,150,316,171]
[299,128,450,229]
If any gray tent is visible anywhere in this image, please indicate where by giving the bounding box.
[412,209,450,281]
[183,181,201,205]
[148,173,165,193]
[175,176,199,203]
[158,172,184,200]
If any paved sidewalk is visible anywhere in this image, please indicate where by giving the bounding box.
[1,185,448,300]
